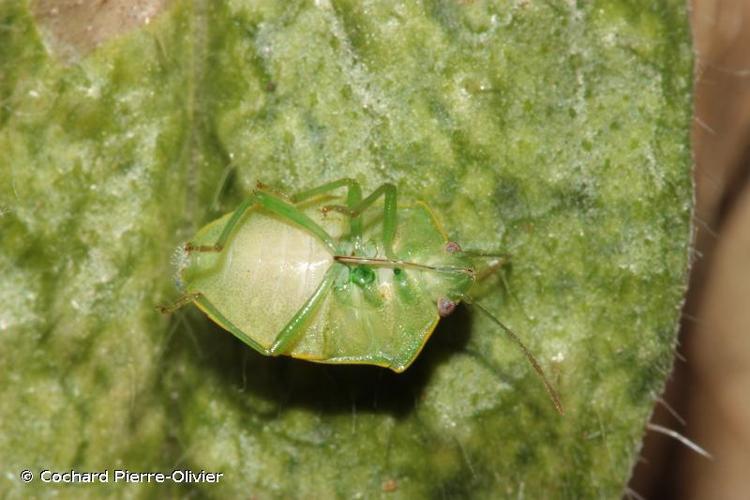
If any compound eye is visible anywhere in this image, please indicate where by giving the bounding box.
[437,297,457,317]
[445,241,462,253]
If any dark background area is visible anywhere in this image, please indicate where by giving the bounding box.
[630,1,750,498]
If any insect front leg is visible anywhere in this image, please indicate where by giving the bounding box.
[321,183,398,259]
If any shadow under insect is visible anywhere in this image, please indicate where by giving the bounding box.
[167,301,474,419]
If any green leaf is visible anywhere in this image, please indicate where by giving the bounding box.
[0,0,692,497]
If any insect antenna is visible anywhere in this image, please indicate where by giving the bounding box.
[460,250,511,260]
[467,301,564,415]
[447,246,510,282]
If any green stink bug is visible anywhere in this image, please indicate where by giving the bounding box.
[159,179,562,414]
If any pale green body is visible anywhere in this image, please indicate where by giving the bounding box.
[178,183,474,372]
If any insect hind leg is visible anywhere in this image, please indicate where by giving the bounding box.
[182,194,262,255]
[156,292,202,314]
[189,188,340,255]
[268,266,337,355]
[184,242,222,253]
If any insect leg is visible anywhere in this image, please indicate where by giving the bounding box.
[184,194,260,253]
[291,178,364,237]
[157,292,276,356]
[192,295,271,356]
[268,265,337,356]
[253,191,339,253]
[156,292,202,314]
[192,190,340,254]
[291,178,362,204]
[322,183,398,258]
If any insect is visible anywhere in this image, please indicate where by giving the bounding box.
[159,179,563,414]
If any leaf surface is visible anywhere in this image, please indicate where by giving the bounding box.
[0,1,692,497]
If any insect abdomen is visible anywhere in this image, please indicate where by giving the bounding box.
[184,209,333,348]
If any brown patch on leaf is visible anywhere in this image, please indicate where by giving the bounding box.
[31,0,171,60]
[382,478,398,492]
